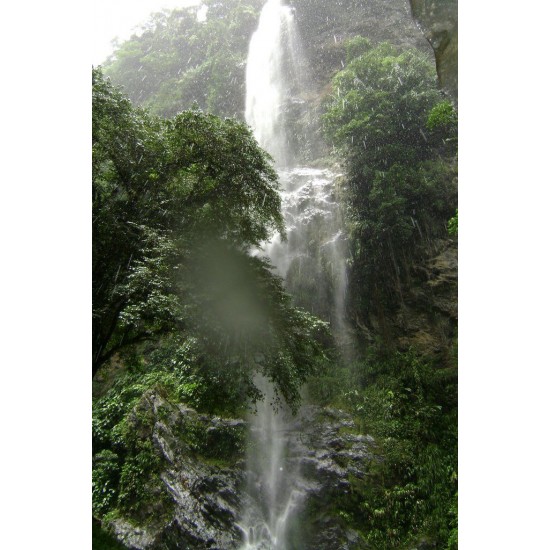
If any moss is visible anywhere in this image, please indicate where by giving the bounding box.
[92,520,127,550]
[306,350,457,548]
[177,414,246,465]
[338,424,363,437]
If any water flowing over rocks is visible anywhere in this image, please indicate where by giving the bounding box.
[105,390,376,550]
[240,2,360,546]
[264,167,349,327]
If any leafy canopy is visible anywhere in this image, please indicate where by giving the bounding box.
[93,68,327,407]
[323,41,444,174]
[323,42,457,319]
[102,0,264,118]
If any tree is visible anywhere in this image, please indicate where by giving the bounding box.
[323,42,457,321]
[102,1,264,119]
[92,68,327,406]
[323,41,443,176]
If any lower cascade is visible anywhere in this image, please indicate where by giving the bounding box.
[238,167,351,549]
[238,376,305,549]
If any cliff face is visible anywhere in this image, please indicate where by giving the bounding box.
[106,391,245,549]
[409,0,458,102]
[358,236,458,364]
[104,391,376,549]
[293,0,432,89]
[383,0,458,356]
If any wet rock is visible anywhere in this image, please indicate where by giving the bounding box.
[409,0,458,103]
[361,237,458,361]
[277,405,377,548]
[110,520,156,550]
[104,391,245,549]
[103,392,376,550]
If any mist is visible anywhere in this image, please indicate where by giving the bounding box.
[93,0,201,65]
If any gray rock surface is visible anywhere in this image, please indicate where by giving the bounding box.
[105,393,376,549]
[107,392,245,549]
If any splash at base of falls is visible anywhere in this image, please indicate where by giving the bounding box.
[238,376,305,550]
[239,491,305,550]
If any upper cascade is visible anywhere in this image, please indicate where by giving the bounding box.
[245,0,304,168]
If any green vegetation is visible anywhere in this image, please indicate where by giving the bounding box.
[427,100,458,137]
[448,209,458,236]
[307,348,458,549]
[342,351,457,549]
[307,38,459,548]
[93,68,329,525]
[92,353,247,523]
[93,67,328,405]
[92,520,127,550]
[102,0,263,118]
[323,41,458,327]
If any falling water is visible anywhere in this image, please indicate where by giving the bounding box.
[245,0,303,168]
[240,2,351,548]
[239,375,305,550]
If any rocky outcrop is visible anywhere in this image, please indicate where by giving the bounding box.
[104,393,376,549]
[284,406,378,549]
[409,0,458,103]
[106,391,246,549]
[397,237,458,358]
[358,236,458,363]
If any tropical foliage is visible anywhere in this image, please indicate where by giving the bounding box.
[92,67,329,526]
[323,41,458,321]
[102,0,263,118]
[93,67,327,404]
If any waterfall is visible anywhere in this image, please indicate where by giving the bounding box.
[239,375,304,550]
[240,2,351,548]
[245,0,303,168]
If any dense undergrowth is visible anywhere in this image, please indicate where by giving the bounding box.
[306,346,458,549]
[92,336,251,523]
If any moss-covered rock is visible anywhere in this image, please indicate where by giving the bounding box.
[409,0,458,103]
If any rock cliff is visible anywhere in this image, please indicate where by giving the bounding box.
[409,0,458,102]
[104,393,376,549]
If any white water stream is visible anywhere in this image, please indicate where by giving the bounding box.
[244,0,303,168]
[239,2,350,548]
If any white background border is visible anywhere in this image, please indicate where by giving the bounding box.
[1,0,549,547]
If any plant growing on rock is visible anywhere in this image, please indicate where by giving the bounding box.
[323,41,458,327]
